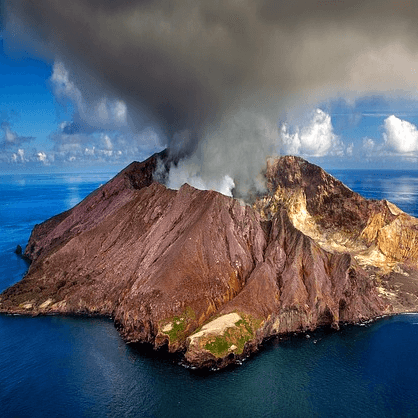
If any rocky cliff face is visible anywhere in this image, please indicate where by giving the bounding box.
[256,156,418,313]
[1,153,418,369]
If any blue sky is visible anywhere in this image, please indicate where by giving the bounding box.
[0,39,162,173]
[0,40,56,147]
[3,1,418,177]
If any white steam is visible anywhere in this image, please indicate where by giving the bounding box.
[167,158,235,197]
[167,109,278,197]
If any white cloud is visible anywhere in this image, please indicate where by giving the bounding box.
[383,115,418,154]
[346,142,354,156]
[362,137,376,153]
[360,137,382,160]
[0,119,54,165]
[11,149,26,163]
[46,126,164,166]
[51,61,83,111]
[37,151,48,163]
[113,100,127,125]
[84,147,95,157]
[5,125,16,143]
[45,62,163,166]
[0,122,34,150]
[101,134,113,150]
[359,116,418,162]
[280,109,344,157]
[50,61,128,132]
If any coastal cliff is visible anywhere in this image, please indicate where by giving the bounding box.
[1,153,418,369]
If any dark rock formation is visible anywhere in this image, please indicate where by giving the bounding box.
[1,152,418,369]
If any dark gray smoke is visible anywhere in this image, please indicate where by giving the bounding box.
[4,0,418,195]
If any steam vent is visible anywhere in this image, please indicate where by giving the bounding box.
[2,151,418,369]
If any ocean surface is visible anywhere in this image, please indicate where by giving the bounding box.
[1,169,418,417]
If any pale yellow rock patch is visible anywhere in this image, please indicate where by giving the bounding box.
[51,300,67,309]
[39,299,53,309]
[188,312,241,345]
[386,201,403,216]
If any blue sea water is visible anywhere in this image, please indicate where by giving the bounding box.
[1,169,418,417]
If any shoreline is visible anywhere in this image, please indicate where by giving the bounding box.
[1,308,416,370]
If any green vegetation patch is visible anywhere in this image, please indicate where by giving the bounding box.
[203,314,263,358]
[160,306,196,343]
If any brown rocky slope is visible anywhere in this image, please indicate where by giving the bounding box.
[1,152,418,369]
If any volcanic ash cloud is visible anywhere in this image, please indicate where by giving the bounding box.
[5,0,418,195]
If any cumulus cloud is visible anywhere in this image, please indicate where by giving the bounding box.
[0,111,140,167]
[11,149,26,163]
[383,115,418,154]
[36,151,48,164]
[359,115,418,162]
[362,137,377,153]
[50,61,83,112]
[0,117,157,167]
[346,143,354,157]
[46,61,163,165]
[50,62,129,133]
[50,128,161,165]
[280,109,344,157]
[4,147,55,166]
[0,122,34,150]
[0,121,39,164]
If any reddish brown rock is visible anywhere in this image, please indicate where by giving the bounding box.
[1,153,418,369]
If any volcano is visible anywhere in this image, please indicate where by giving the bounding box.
[2,151,418,369]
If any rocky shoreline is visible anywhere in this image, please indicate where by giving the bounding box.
[2,152,418,369]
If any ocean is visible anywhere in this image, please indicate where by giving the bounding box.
[1,169,418,417]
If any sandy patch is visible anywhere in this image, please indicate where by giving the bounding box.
[162,323,173,333]
[188,312,241,344]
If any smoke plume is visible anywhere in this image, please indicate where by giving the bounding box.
[4,0,418,196]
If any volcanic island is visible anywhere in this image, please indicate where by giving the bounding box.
[2,152,418,369]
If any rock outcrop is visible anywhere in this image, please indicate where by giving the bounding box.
[1,152,418,369]
[256,156,418,312]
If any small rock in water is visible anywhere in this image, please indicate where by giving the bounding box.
[15,245,22,255]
